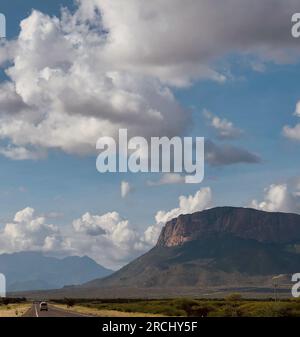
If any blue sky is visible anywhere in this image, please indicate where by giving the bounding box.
[2,61,300,224]
[0,1,300,268]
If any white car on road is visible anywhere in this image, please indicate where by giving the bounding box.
[39,302,48,311]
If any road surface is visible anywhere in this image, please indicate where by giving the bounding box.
[23,303,89,317]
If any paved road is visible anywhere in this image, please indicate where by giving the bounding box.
[23,303,89,317]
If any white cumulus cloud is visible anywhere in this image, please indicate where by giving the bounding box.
[155,187,212,224]
[0,7,190,160]
[0,207,64,253]
[0,0,298,160]
[250,184,300,213]
[283,102,300,141]
[142,188,213,246]
[203,110,243,140]
[69,211,146,268]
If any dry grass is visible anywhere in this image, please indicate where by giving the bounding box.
[53,304,165,317]
[0,304,31,317]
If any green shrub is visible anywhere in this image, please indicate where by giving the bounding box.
[225,293,242,302]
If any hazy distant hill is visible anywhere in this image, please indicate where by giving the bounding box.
[0,252,112,291]
[85,207,300,289]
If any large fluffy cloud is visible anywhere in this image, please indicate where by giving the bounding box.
[68,211,143,268]
[155,187,212,224]
[0,8,190,158]
[0,207,64,253]
[96,0,300,85]
[72,211,138,247]
[0,0,297,160]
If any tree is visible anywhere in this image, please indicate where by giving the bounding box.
[64,298,75,308]
[2,298,10,306]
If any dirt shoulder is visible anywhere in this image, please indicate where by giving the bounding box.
[52,304,165,317]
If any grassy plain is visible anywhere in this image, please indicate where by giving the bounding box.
[51,296,300,317]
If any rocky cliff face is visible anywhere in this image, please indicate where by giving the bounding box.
[156,207,300,247]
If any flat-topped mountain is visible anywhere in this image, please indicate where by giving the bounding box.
[85,207,300,289]
[157,207,300,247]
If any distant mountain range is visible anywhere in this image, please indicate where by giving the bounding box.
[85,207,300,289]
[0,252,113,291]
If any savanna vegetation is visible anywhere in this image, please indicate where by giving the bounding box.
[51,295,300,317]
[0,298,29,317]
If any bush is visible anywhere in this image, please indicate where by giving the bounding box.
[172,298,199,316]
[189,304,215,317]
[64,298,75,307]
[225,293,242,302]
[2,298,10,306]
